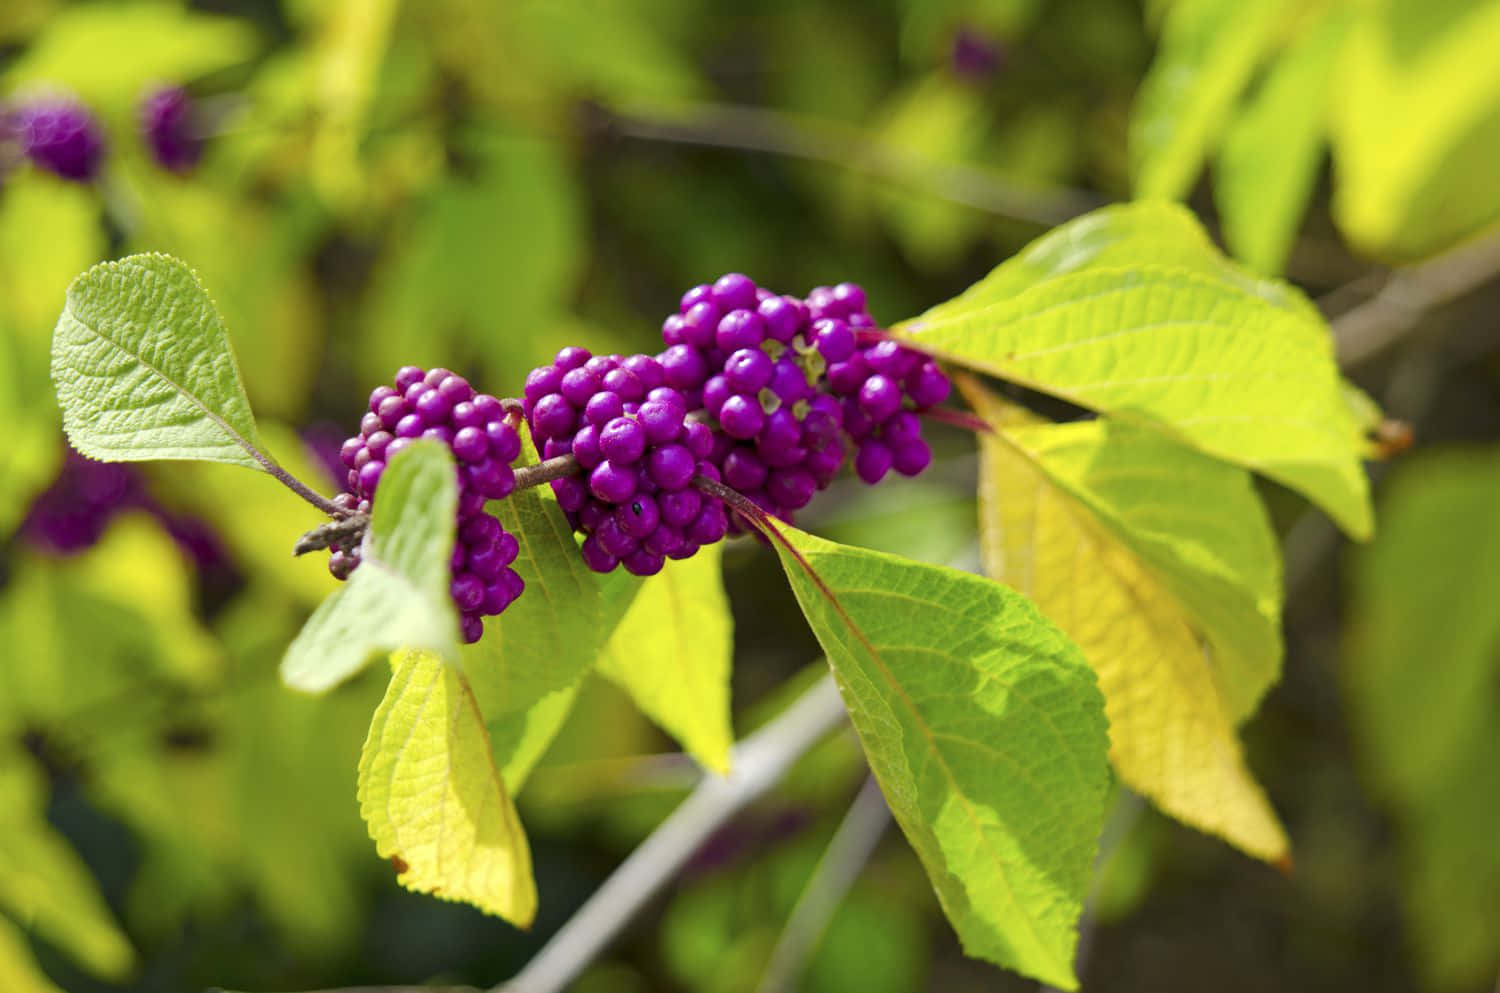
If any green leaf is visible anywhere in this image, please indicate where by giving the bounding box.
[597,544,735,775]
[358,650,537,928]
[1215,6,1348,275]
[361,130,584,386]
[1,4,257,112]
[0,915,67,993]
[1130,0,1294,199]
[51,254,263,469]
[282,441,460,692]
[1329,0,1500,257]
[1345,447,1500,990]
[769,524,1110,989]
[898,201,1373,539]
[0,748,135,981]
[463,443,638,790]
[966,383,1287,862]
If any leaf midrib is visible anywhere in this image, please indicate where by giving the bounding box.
[783,533,1076,977]
[64,299,261,464]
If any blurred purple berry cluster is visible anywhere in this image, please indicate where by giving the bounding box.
[0,85,204,183]
[525,351,729,577]
[8,96,105,182]
[333,367,525,644]
[139,86,204,174]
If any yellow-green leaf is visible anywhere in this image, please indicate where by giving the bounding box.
[0,749,135,980]
[967,384,1288,862]
[282,441,461,691]
[1130,0,1295,199]
[358,650,537,928]
[899,201,1372,538]
[598,544,734,775]
[1329,0,1500,257]
[464,436,638,790]
[0,915,67,993]
[770,524,1110,990]
[1216,5,1348,275]
[1346,446,1500,990]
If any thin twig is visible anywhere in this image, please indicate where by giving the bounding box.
[753,774,892,993]
[494,676,850,993]
[594,102,1104,227]
[1331,222,1500,366]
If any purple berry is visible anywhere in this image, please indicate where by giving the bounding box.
[711,273,759,312]
[452,426,489,463]
[622,549,666,577]
[855,440,893,484]
[647,444,696,490]
[600,417,647,464]
[892,438,933,477]
[907,361,951,408]
[716,309,766,352]
[858,375,903,422]
[719,395,766,440]
[590,461,638,503]
[812,319,856,362]
[759,296,804,343]
[531,394,575,440]
[724,348,774,394]
[555,346,591,370]
[615,495,661,538]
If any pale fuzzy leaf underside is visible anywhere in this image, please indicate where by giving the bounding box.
[967,384,1288,862]
[358,650,536,927]
[281,441,460,692]
[899,204,1371,538]
[772,524,1110,990]
[597,544,735,775]
[52,253,263,469]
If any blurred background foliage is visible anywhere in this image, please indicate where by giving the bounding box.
[0,0,1498,991]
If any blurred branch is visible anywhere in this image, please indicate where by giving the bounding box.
[589,102,1105,227]
[1330,222,1500,366]
[495,675,850,993]
[754,774,892,993]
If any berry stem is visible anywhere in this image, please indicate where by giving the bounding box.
[248,445,350,518]
[920,405,993,434]
[513,452,582,490]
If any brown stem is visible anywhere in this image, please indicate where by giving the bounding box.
[513,453,582,490]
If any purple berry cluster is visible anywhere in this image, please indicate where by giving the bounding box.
[333,367,526,644]
[661,273,949,525]
[10,96,105,182]
[1,87,205,183]
[524,349,729,576]
[140,86,203,174]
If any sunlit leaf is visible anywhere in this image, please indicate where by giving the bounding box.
[0,915,67,993]
[771,525,1110,989]
[899,202,1372,538]
[358,650,537,927]
[1,4,256,111]
[360,129,583,385]
[463,439,638,789]
[966,383,1287,861]
[1330,0,1500,257]
[307,0,400,206]
[0,749,135,980]
[52,254,264,469]
[1346,446,1500,990]
[282,441,460,691]
[1216,6,1348,275]
[598,544,734,775]
[1130,0,1294,199]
